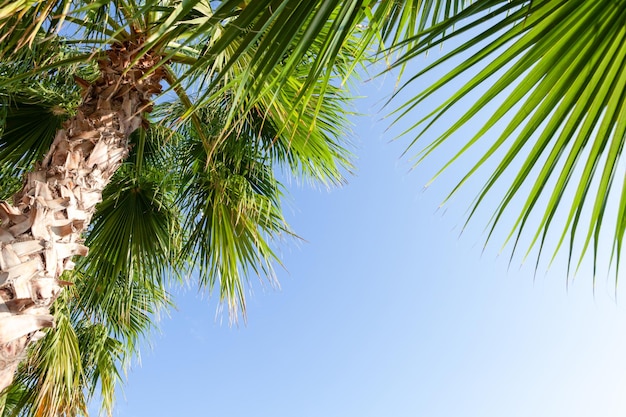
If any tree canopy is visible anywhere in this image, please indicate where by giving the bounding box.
[0,1,623,415]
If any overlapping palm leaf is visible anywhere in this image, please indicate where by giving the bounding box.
[165,102,290,319]
[392,0,626,277]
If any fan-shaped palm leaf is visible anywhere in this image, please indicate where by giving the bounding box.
[394,0,626,278]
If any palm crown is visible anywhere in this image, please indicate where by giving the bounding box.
[0,0,623,416]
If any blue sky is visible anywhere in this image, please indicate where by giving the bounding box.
[108,47,626,417]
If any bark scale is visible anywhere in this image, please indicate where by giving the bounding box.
[0,39,164,390]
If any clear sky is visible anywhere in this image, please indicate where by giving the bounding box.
[106,50,626,417]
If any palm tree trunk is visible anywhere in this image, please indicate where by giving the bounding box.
[0,38,165,391]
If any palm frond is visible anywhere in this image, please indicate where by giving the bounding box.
[5,298,85,417]
[71,123,178,340]
[0,0,72,57]
[74,321,124,416]
[0,36,101,189]
[394,0,626,277]
[0,102,63,179]
[165,102,290,320]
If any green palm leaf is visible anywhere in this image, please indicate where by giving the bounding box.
[394,0,626,277]
[5,298,85,417]
[169,102,290,319]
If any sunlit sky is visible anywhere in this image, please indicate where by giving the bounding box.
[107,35,626,417]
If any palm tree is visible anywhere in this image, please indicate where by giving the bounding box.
[0,1,466,414]
[0,0,623,415]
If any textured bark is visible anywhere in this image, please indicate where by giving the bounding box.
[0,39,164,390]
